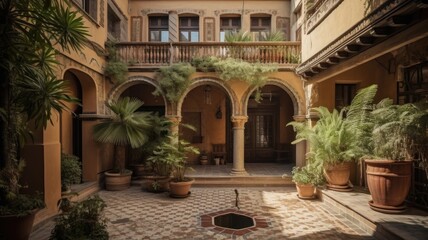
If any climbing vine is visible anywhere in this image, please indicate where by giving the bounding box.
[104,41,128,85]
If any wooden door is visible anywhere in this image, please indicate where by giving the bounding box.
[244,109,277,162]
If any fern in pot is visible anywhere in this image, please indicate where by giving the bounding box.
[364,99,428,212]
[287,85,377,190]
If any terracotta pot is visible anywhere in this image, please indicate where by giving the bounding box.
[365,159,412,207]
[130,164,149,179]
[323,162,352,187]
[141,175,170,193]
[295,183,316,199]
[0,210,37,240]
[200,159,209,165]
[105,170,132,191]
[169,178,194,197]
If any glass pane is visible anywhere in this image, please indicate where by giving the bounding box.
[180,31,189,41]
[150,31,160,41]
[161,31,169,42]
[190,31,199,42]
[255,115,273,148]
[220,31,225,42]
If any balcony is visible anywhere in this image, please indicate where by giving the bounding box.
[115,42,301,69]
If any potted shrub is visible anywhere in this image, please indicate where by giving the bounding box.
[145,133,199,196]
[60,153,82,193]
[0,1,89,239]
[364,99,428,212]
[289,163,324,199]
[164,135,199,198]
[93,97,152,191]
[50,195,109,239]
[287,85,377,190]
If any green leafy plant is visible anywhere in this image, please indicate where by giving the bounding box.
[104,40,128,84]
[0,0,89,217]
[191,56,277,102]
[60,153,82,192]
[290,163,324,186]
[287,85,378,167]
[93,97,152,174]
[224,31,253,42]
[147,126,200,181]
[50,195,108,240]
[153,63,196,103]
[260,31,285,41]
[368,100,428,174]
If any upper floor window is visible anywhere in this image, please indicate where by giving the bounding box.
[335,84,356,110]
[149,16,169,42]
[220,17,241,42]
[107,6,120,40]
[251,16,271,41]
[73,0,97,21]
[179,16,199,42]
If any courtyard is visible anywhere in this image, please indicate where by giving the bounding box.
[31,187,373,240]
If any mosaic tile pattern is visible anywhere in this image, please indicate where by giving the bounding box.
[30,187,373,240]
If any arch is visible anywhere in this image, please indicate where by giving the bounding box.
[108,75,169,114]
[63,68,98,113]
[242,78,303,116]
[177,77,239,117]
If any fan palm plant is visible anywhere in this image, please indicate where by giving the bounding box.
[0,0,88,218]
[93,97,152,174]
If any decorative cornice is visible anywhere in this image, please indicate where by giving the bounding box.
[141,9,205,16]
[305,0,343,34]
[296,0,414,77]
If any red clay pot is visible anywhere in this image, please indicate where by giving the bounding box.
[323,162,352,187]
[365,159,412,207]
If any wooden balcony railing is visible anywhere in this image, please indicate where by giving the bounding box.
[115,42,301,67]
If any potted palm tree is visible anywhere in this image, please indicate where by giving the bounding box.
[287,85,377,191]
[93,97,152,191]
[364,99,428,212]
[0,1,89,239]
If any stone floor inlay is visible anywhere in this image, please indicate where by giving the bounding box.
[200,208,269,236]
[30,187,374,240]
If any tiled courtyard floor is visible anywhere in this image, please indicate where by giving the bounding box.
[30,186,373,240]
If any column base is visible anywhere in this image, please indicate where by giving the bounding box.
[230,168,249,176]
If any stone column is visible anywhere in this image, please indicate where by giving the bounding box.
[292,115,307,167]
[230,116,248,175]
[166,115,182,135]
[168,11,179,42]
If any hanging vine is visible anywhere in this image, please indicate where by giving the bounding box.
[191,56,278,101]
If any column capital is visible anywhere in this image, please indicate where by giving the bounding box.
[231,116,248,128]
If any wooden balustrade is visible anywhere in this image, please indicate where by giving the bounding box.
[115,42,301,67]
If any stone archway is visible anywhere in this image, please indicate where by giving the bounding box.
[61,68,98,182]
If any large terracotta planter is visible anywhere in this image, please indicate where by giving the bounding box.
[295,183,316,199]
[323,162,352,187]
[105,170,132,191]
[169,178,194,197]
[142,175,170,193]
[365,159,412,211]
[0,210,37,240]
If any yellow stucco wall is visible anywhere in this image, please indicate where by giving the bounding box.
[301,0,365,61]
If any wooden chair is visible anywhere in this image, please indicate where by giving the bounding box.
[212,144,226,164]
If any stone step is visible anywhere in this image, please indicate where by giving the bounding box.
[318,188,428,240]
[132,176,293,187]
